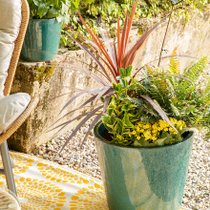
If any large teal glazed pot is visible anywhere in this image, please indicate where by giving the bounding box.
[21,18,61,62]
[94,121,194,210]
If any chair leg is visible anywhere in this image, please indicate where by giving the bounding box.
[0,141,17,196]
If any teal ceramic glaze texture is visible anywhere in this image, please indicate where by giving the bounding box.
[94,122,193,210]
[21,18,61,61]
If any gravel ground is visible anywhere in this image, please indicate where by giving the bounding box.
[33,126,209,210]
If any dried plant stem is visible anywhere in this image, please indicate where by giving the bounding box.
[158,5,174,67]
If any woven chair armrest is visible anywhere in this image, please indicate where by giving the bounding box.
[0,94,39,145]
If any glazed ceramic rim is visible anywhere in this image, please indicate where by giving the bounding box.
[94,121,194,150]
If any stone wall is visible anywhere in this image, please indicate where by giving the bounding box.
[8,9,210,153]
[133,9,210,69]
[9,51,99,152]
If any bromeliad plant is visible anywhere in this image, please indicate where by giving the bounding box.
[57,0,210,151]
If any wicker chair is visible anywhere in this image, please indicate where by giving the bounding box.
[0,0,39,196]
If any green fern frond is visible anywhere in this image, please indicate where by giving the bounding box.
[169,49,180,75]
[204,77,210,96]
[177,80,195,99]
[145,65,154,76]
[166,78,175,97]
[147,77,172,109]
[149,83,165,103]
[184,56,208,82]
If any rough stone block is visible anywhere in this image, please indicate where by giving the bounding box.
[9,50,99,152]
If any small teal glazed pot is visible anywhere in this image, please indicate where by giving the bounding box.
[94,121,194,210]
[21,18,61,62]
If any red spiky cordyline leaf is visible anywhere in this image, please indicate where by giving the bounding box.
[76,0,159,81]
[78,13,117,78]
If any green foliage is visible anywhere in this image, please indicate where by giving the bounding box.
[28,0,70,23]
[76,0,208,22]
[61,0,209,48]
[145,57,209,127]
[184,57,208,82]
[102,57,210,146]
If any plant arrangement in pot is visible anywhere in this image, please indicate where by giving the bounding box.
[56,1,210,210]
[21,0,70,62]
[94,57,209,210]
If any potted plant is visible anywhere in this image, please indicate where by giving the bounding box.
[93,57,209,210]
[56,1,210,209]
[21,0,70,62]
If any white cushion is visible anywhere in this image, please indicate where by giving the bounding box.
[0,0,22,96]
[0,93,30,134]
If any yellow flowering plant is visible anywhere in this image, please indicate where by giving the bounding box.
[102,59,210,147]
